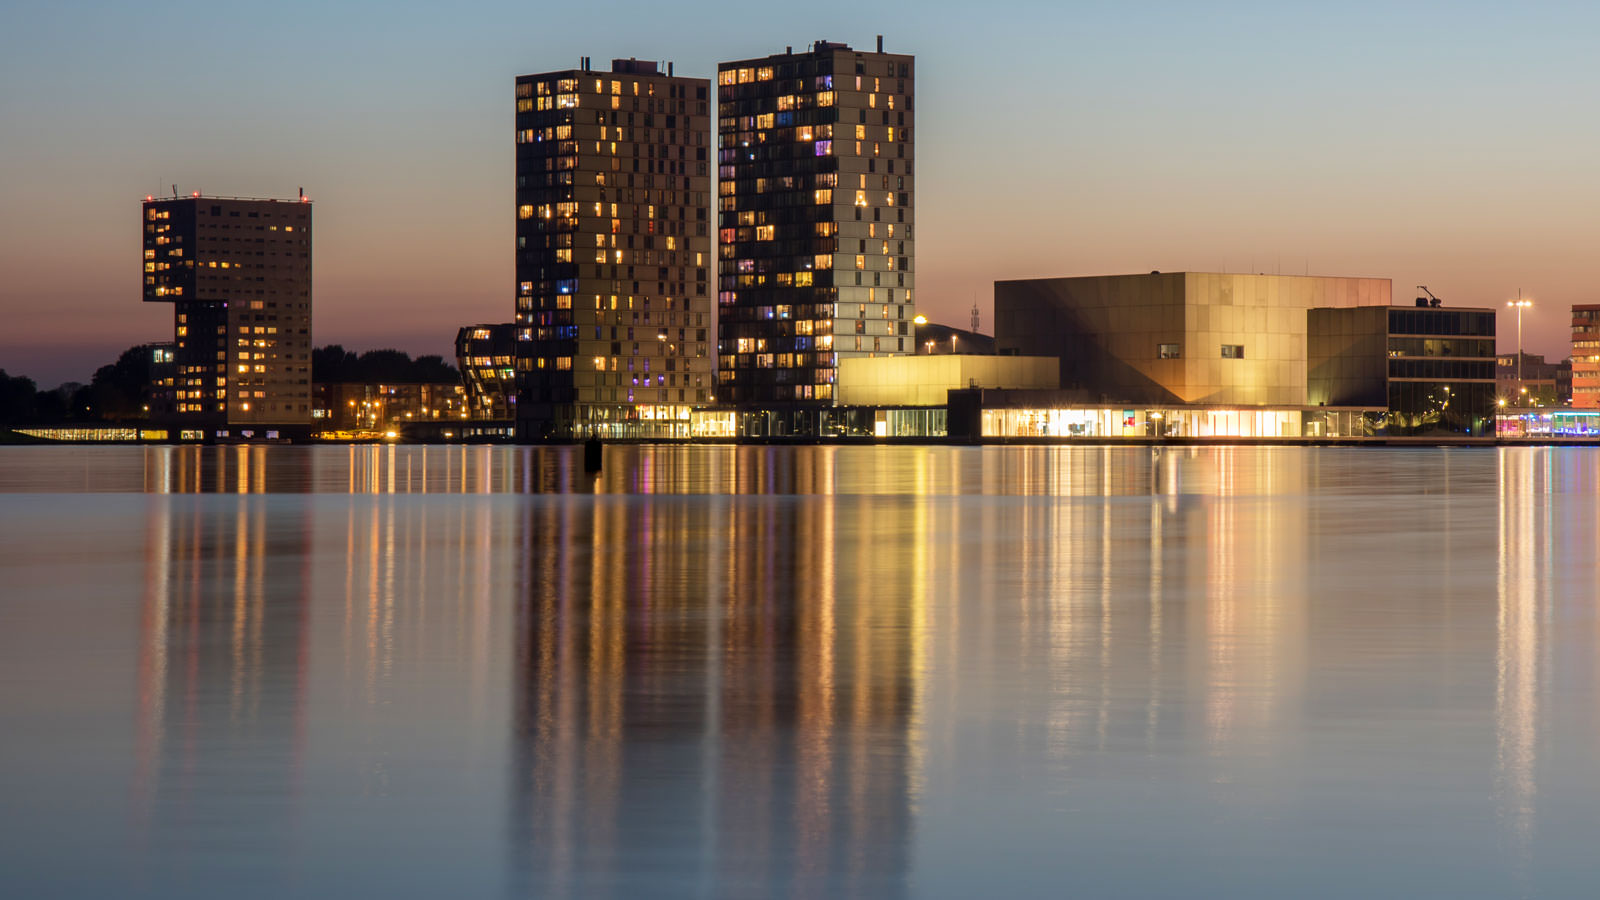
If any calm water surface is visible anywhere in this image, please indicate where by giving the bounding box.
[2,444,1599,898]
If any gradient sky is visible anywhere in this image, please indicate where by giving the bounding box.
[2,0,1596,386]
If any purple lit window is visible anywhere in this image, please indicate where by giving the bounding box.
[815,140,831,156]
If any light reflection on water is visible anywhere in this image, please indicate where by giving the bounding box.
[2,445,1600,898]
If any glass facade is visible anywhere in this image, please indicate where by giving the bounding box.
[1382,307,1497,436]
[978,406,1380,440]
[716,43,915,405]
[513,62,713,439]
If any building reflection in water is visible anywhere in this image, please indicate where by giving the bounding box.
[131,472,313,890]
[508,488,920,898]
[1001,447,1308,768]
[113,442,1600,895]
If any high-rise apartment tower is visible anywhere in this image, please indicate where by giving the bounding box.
[716,39,916,404]
[142,194,313,433]
[513,58,713,439]
[1572,305,1600,409]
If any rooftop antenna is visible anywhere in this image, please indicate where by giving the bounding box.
[970,292,981,333]
[171,184,178,198]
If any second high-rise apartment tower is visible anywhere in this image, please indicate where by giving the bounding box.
[717,39,916,404]
[514,58,713,439]
[142,194,313,434]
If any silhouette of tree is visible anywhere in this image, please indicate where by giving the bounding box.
[0,370,39,425]
[313,346,459,384]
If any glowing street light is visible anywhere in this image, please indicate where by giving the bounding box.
[1508,292,1533,402]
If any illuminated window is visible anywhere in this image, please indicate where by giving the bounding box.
[1221,345,1245,359]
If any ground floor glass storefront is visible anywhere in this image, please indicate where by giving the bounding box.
[1384,380,1495,437]
[688,407,948,440]
[979,406,1381,440]
[1497,409,1600,438]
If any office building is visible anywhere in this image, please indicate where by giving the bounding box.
[1495,351,1569,407]
[716,39,916,405]
[1572,305,1600,409]
[995,272,1391,405]
[514,58,713,439]
[142,194,313,434]
[1308,302,1497,435]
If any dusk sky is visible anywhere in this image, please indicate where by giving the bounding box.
[2,0,1596,386]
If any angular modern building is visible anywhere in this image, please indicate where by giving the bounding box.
[513,58,713,439]
[1572,305,1600,409]
[455,323,517,420]
[716,39,916,405]
[995,272,1391,406]
[142,194,313,434]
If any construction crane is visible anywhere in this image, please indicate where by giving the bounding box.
[1416,285,1442,307]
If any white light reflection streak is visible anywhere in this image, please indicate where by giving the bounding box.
[1495,448,1539,870]
[1147,448,1164,749]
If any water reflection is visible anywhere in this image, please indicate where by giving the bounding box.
[508,492,920,897]
[0,443,1486,498]
[8,446,1600,897]
[1495,450,1543,870]
[131,494,312,894]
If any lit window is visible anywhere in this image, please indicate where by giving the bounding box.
[1158,343,1181,359]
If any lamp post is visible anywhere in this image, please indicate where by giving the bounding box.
[1507,293,1532,404]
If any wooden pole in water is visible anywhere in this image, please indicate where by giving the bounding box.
[584,437,603,472]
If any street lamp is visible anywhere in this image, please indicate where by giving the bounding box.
[1508,293,1532,404]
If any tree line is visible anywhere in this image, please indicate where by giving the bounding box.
[1,344,460,426]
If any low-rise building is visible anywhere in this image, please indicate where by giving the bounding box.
[836,354,1056,407]
[313,382,466,431]
[1495,351,1569,407]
